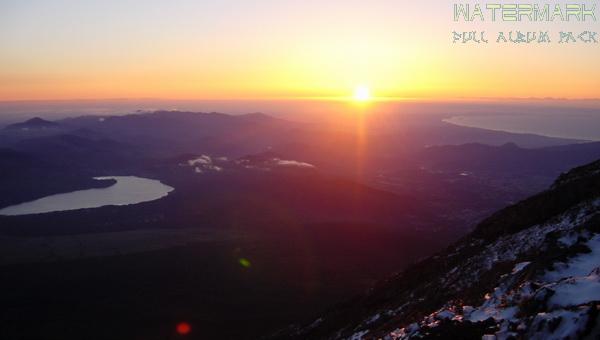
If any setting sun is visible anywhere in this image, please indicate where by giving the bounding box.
[353,85,372,102]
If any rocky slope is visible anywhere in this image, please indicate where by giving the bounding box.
[278,160,600,340]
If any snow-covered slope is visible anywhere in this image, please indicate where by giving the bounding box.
[278,160,600,340]
[388,199,600,340]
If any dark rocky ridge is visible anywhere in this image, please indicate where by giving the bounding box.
[279,158,600,339]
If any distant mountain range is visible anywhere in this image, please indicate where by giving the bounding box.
[2,111,600,229]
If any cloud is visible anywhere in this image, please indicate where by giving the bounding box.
[186,155,224,173]
[275,159,315,168]
[188,155,212,166]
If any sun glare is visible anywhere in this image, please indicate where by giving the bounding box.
[353,85,372,102]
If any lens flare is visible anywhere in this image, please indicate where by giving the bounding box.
[239,258,251,268]
[176,322,191,335]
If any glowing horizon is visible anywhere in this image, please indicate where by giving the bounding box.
[1,1,599,101]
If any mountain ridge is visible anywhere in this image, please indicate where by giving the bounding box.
[3,117,59,130]
[279,158,600,339]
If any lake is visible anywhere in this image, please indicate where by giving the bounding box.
[0,176,174,216]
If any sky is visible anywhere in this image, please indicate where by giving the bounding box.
[1,0,599,101]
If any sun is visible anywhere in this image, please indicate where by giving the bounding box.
[353,85,372,102]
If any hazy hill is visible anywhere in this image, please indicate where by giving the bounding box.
[418,142,600,176]
[4,117,60,130]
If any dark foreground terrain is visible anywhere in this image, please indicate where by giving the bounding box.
[283,160,600,339]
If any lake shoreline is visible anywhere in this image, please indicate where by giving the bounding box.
[443,114,600,142]
[0,176,174,216]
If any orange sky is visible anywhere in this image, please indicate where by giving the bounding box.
[1,1,599,101]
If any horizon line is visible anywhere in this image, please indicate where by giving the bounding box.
[1,96,600,104]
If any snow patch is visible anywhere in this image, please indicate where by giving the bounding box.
[365,313,380,324]
[435,310,455,320]
[545,234,600,281]
[547,272,600,308]
[512,261,531,274]
[349,329,369,340]
[527,307,592,339]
